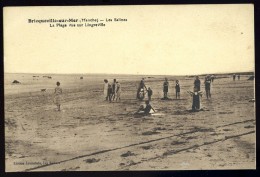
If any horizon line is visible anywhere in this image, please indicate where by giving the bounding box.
[4,70,254,76]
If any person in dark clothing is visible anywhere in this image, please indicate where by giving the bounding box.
[163,78,169,99]
[188,87,203,111]
[136,78,147,99]
[143,101,155,114]
[147,87,153,101]
[194,76,201,91]
[107,84,113,103]
[237,74,240,80]
[135,100,156,115]
[204,75,211,99]
[175,80,180,99]
[233,74,236,81]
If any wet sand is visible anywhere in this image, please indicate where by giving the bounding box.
[4,73,255,171]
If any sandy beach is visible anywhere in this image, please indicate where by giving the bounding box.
[4,73,255,171]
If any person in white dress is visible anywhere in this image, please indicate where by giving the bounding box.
[116,81,121,101]
[103,79,109,101]
[54,81,62,111]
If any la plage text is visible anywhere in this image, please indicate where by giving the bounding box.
[49,18,127,28]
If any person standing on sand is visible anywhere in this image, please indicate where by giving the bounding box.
[147,87,153,101]
[54,81,62,111]
[111,79,117,101]
[237,74,240,80]
[103,79,109,101]
[233,74,236,81]
[194,76,201,91]
[163,78,169,99]
[204,75,211,99]
[107,84,113,103]
[175,80,180,99]
[116,81,121,101]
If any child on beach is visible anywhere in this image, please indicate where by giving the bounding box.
[135,100,156,116]
[54,81,62,111]
[163,78,169,99]
[116,81,121,101]
[233,74,236,81]
[107,84,113,103]
[175,80,180,99]
[187,87,203,111]
[147,87,153,101]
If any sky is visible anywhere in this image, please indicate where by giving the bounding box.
[4,5,254,75]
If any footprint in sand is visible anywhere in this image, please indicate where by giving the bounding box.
[171,141,186,145]
[142,131,160,136]
[121,151,136,157]
[141,145,153,150]
[185,136,198,140]
[84,158,100,163]
[244,125,254,129]
[153,127,166,131]
[210,132,223,136]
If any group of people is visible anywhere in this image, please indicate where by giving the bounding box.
[52,75,215,113]
[103,79,122,102]
[136,78,154,101]
[161,75,213,111]
[189,75,213,111]
[233,74,240,81]
[162,78,181,99]
[135,75,213,115]
[135,78,181,101]
[194,75,213,99]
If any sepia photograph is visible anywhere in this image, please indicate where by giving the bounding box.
[4,4,255,172]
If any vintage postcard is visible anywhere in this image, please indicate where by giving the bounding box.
[4,5,255,171]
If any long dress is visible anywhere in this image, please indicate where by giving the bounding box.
[116,83,121,99]
[104,82,108,98]
[54,86,62,105]
[192,92,200,110]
